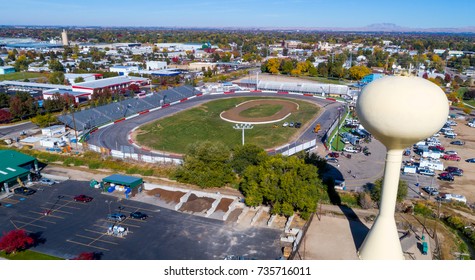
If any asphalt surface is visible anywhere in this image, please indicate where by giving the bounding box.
[0,122,38,139]
[87,92,342,157]
[0,181,282,260]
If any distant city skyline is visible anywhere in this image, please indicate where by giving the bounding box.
[1,0,474,29]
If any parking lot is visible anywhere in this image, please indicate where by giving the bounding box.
[0,180,282,260]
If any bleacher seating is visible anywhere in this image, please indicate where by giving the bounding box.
[58,85,201,131]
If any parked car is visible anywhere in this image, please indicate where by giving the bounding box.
[289,122,294,127]
[14,187,36,196]
[294,122,301,128]
[445,166,463,173]
[429,145,445,152]
[39,178,56,185]
[438,172,454,181]
[130,211,148,220]
[444,150,458,155]
[422,186,439,196]
[327,158,339,164]
[341,138,350,144]
[450,169,464,176]
[107,213,126,222]
[450,140,465,146]
[418,168,435,176]
[442,154,461,161]
[343,146,359,153]
[74,194,93,203]
[466,158,475,163]
[327,152,339,158]
[282,122,289,127]
[445,134,457,139]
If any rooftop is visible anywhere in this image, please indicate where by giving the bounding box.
[72,76,148,89]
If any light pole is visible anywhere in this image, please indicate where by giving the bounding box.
[233,123,253,146]
[70,104,79,151]
[336,107,343,151]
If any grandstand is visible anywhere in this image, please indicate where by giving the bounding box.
[237,79,349,96]
[57,85,200,132]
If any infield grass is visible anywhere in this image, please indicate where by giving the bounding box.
[135,97,320,154]
[239,103,284,118]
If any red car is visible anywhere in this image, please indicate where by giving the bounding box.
[74,194,93,203]
[442,154,461,161]
[327,152,339,158]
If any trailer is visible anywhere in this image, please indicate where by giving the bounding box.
[419,159,444,171]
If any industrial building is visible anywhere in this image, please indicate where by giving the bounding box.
[71,76,149,95]
[0,150,39,193]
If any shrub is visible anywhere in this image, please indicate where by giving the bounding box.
[0,229,35,254]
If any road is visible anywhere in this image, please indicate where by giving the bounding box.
[0,121,38,139]
[87,92,343,158]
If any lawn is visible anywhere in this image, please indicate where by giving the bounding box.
[239,103,284,118]
[0,250,62,260]
[0,71,47,81]
[135,97,320,154]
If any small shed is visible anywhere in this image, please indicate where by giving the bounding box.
[102,174,143,198]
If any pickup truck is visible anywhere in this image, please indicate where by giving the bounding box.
[442,154,461,161]
[343,146,359,153]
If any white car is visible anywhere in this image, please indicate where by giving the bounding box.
[282,122,289,127]
[444,131,457,137]
[468,122,475,128]
[343,146,359,153]
[418,168,435,176]
[445,150,458,155]
[39,178,56,185]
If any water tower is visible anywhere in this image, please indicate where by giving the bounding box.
[61,29,69,46]
[356,76,448,259]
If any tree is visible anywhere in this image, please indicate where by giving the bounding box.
[370,178,408,204]
[49,59,64,72]
[0,229,35,254]
[48,71,65,85]
[14,54,29,72]
[31,113,57,128]
[0,92,10,108]
[266,58,280,74]
[74,77,85,83]
[358,192,373,209]
[230,144,267,175]
[9,92,37,120]
[349,65,372,80]
[463,89,475,100]
[72,252,100,260]
[239,155,323,219]
[0,109,12,123]
[174,141,235,188]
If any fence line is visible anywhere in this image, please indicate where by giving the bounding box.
[87,144,183,164]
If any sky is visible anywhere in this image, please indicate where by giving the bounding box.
[1,0,474,29]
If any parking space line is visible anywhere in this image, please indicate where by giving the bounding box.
[39,207,73,215]
[118,221,141,228]
[1,198,19,204]
[84,228,107,235]
[44,202,80,210]
[18,214,57,224]
[75,234,119,245]
[11,220,47,229]
[28,211,64,220]
[66,239,110,251]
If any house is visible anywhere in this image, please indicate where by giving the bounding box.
[0,66,15,75]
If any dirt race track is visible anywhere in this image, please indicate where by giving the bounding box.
[220,99,299,123]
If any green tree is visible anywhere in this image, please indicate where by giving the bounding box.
[49,59,65,72]
[239,155,323,219]
[370,178,408,204]
[175,141,235,188]
[230,144,267,175]
[74,77,85,83]
[0,92,10,108]
[31,113,57,128]
[14,55,29,72]
[48,71,65,85]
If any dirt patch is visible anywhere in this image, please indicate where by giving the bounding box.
[145,188,185,204]
[221,99,298,123]
[179,194,215,213]
[215,198,234,213]
[225,208,243,223]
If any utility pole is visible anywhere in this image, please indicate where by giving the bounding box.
[70,104,79,151]
[233,123,253,146]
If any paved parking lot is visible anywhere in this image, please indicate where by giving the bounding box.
[0,180,282,260]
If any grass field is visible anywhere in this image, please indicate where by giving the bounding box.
[0,250,62,260]
[135,97,320,154]
[0,72,47,81]
[239,103,284,118]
